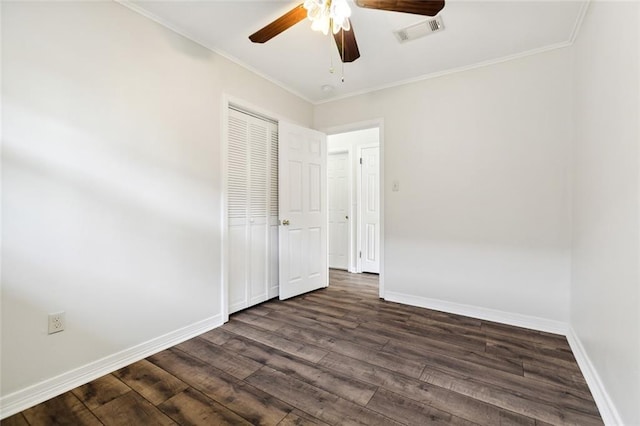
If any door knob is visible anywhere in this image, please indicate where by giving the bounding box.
[282,219,290,226]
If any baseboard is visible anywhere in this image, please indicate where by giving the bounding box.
[383,291,568,335]
[566,327,623,425]
[0,314,223,420]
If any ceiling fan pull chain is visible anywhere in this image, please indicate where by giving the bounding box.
[341,29,345,83]
[329,24,335,74]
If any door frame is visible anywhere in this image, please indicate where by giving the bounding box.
[319,119,385,299]
[327,149,353,272]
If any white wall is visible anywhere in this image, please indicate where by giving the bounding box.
[570,2,640,424]
[315,48,573,326]
[328,128,379,272]
[0,0,311,409]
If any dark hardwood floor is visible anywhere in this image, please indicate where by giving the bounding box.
[4,270,602,425]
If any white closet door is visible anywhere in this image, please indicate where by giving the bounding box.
[268,128,279,299]
[248,121,268,305]
[227,108,278,314]
[228,112,249,313]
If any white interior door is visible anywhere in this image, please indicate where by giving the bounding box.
[328,152,349,270]
[360,146,380,273]
[279,121,328,300]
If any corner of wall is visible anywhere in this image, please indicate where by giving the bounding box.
[566,327,624,425]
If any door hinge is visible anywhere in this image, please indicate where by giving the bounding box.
[359,251,362,258]
[359,157,362,165]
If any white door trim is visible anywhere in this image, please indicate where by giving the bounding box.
[318,119,385,299]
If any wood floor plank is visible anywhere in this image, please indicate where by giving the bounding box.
[275,324,387,357]
[22,392,102,426]
[323,337,426,378]
[404,317,488,342]
[224,320,328,363]
[366,388,477,426]
[246,304,275,316]
[159,387,252,425]
[318,352,535,426]
[522,362,590,392]
[383,338,524,377]
[486,339,577,366]
[232,310,286,332]
[419,366,602,425]
[284,297,352,318]
[148,347,292,425]
[426,360,598,416]
[246,366,400,426]
[92,391,176,425]
[276,304,360,329]
[302,293,373,314]
[223,335,378,406]
[277,412,322,426]
[481,322,569,349]
[361,318,486,352]
[277,409,331,426]
[176,336,263,380]
[0,413,30,426]
[355,318,525,378]
[408,313,483,330]
[198,327,238,346]
[411,309,484,328]
[113,358,189,406]
[71,373,131,410]
[265,310,389,348]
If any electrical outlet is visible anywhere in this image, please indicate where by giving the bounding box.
[48,312,65,334]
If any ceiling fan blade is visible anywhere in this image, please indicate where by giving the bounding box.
[355,0,445,16]
[249,3,307,43]
[333,20,360,63]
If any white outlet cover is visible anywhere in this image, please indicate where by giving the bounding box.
[48,312,66,334]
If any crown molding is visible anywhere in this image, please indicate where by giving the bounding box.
[115,0,314,105]
[117,0,591,107]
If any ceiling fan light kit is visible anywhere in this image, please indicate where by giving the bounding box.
[303,0,352,35]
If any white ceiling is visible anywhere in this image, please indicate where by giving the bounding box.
[124,0,588,103]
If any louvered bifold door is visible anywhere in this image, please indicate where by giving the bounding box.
[268,127,279,299]
[227,108,278,314]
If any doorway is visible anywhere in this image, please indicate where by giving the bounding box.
[327,127,381,276]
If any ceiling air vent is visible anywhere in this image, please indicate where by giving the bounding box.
[394,16,445,43]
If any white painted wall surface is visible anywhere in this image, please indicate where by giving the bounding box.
[1,0,311,405]
[315,49,573,324]
[571,2,640,424]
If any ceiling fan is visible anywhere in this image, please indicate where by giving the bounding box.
[249,0,446,63]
